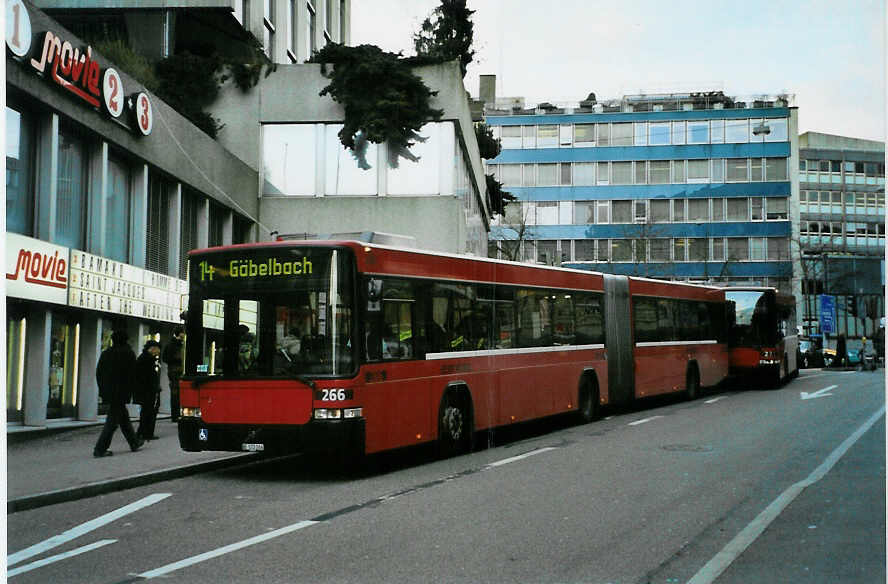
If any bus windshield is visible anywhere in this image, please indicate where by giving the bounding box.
[726,290,775,346]
[185,247,356,378]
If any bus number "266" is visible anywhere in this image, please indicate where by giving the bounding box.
[318,389,351,402]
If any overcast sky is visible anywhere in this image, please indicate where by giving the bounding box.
[351,0,886,142]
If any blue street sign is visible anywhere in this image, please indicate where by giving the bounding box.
[819,294,836,334]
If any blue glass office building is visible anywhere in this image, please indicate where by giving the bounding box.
[485,92,798,295]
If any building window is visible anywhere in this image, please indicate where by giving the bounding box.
[750,237,765,260]
[574,162,595,185]
[575,239,595,260]
[648,122,670,145]
[537,125,558,148]
[726,158,748,182]
[650,239,670,261]
[306,1,316,58]
[673,160,685,183]
[574,124,595,146]
[522,163,536,187]
[651,200,670,223]
[688,198,709,222]
[687,159,709,182]
[596,201,610,224]
[596,124,610,146]
[687,121,709,144]
[611,161,632,184]
[324,125,377,195]
[712,238,725,261]
[573,202,595,225]
[673,238,687,261]
[672,121,686,145]
[106,157,131,262]
[522,125,536,148]
[262,123,317,196]
[537,163,558,186]
[712,198,725,221]
[634,200,647,223]
[768,237,789,260]
[649,160,670,184]
[146,174,171,274]
[712,158,725,182]
[559,125,572,146]
[536,203,557,225]
[325,0,333,36]
[727,237,749,260]
[726,197,748,221]
[611,123,633,146]
[764,118,788,142]
[750,158,763,182]
[339,0,346,41]
[766,197,788,220]
[765,158,788,181]
[635,161,647,184]
[725,119,748,143]
[287,0,297,61]
[560,162,572,185]
[501,126,521,149]
[611,240,632,262]
[750,197,764,221]
[634,122,647,146]
[264,0,275,59]
[710,119,724,143]
[672,199,686,222]
[500,164,521,186]
[6,106,34,235]
[55,128,88,249]
[596,161,609,185]
[688,238,707,261]
[612,200,632,223]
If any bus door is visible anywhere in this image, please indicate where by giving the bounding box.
[604,274,634,405]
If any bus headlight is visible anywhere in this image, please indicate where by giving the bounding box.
[180,407,201,418]
[314,408,362,420]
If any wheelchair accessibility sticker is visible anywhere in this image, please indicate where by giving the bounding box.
[199,429,209,441]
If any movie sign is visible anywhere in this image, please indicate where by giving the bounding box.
[6,1,152,135]
[5,233,69,305]
[68,250,187,323]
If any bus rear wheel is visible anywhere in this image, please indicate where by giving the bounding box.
[438,391,472,458]
[578,377,600,424]
[686,366,700,401]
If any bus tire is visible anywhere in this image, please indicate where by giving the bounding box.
[686,365,700,401]
[437,388,473,458]
[577,375,600,424]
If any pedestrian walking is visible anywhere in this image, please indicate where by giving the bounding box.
[135,340,162,440]
[162,327,185,422]
[93,330,144,457]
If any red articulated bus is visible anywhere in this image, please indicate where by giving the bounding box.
[178,240,729,461]
[725,286,799,387]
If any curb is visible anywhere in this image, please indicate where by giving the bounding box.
[8,453,255,514]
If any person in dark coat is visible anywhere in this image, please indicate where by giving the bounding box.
[162,328,185,422]
[93,330,144,457]
[135,340,162,440]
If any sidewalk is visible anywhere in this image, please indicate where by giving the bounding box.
[6,416,254,513]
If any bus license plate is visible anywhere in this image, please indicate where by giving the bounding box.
[242,443,265,452]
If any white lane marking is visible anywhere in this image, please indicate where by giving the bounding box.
[628,416,663,426]
[704,397,728,404]
[801,385,837,400]
[137,520,318,579]
[8,540,116,577]
[687,405,885,584]
[7,493,171,566]
[486,447,558,468]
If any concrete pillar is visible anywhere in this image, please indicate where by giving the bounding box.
[197,197,210,250]
[222,210,234,246]
[23,309,50,427]
[76,314,101,421]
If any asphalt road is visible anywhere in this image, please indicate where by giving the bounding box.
[7,369,885,583]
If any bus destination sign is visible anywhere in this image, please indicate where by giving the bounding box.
[199,257,314,282]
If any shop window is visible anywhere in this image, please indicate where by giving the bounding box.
[47,315,77,419]
[6,314,26,422]
[6,106,34,236]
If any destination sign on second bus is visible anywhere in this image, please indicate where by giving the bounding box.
[199,257,313,281]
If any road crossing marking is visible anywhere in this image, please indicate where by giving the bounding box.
[800,385,837,400]
[687,405,885,584]
[704,397,728,404]
[628,416,663,426]
[136,521,318,579]
[8,540,116,577]
[7,493,171,567]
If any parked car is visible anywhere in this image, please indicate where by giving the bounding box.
[798,339,824,368]
[822,347,860,367]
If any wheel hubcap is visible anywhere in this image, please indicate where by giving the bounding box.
[443,406,463,441]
